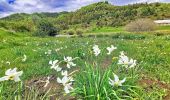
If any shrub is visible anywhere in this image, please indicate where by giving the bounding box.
[125,19,157,32]
[66,30,75,35]
[34,20,59,37]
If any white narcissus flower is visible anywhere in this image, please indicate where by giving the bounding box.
[109,73,126,87]
[129,59,137,68]
[0,68,23,82]
[118,51,137,68]
[49,60,62,71]
[57,75,74,94]
[92,45,101,56]
[22,54,27,62]
[107,45,117,55]
[64,83,73,94]
[64,57,76,68]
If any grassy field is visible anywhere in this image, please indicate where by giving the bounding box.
[0,28,170,99]
[87,27,125,34]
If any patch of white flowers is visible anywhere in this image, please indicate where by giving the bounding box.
[48,56,77,94]
[57,71,74,94]
[118,51,137,68]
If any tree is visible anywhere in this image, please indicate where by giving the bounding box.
[34,19,59,37]
[125,18,157,32]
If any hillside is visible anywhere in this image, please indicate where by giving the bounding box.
[0,2,170,33]
[57,2,170,27]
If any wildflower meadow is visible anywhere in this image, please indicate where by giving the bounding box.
[0,31,170,99]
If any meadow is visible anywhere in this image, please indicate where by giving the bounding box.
[0,28,170,100]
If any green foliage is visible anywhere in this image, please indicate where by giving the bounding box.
[74,64,140,100]
[34,19,59,37]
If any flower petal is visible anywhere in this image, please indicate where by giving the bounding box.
[114,74,119,82]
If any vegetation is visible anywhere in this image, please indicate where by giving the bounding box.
[34,19,59,37]
[125,18,157,32]
[0,1,170,99]
[0,28,170,99]
[0,2,170,35]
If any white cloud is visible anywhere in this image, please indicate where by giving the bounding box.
[0,0,101,18]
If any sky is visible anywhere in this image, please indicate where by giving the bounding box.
[0,0,170,18]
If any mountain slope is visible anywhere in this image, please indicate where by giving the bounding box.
[0,2,170,33]
[55,2,170,27]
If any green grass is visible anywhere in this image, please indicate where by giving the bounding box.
[158,25,170,30]
[87,27,125,34]
[0,29,170,99]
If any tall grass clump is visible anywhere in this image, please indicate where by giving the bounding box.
[73,63,141,100]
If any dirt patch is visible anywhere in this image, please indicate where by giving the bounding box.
[101,57,112,69]
[139,77,170,100]
[25,75,76,100]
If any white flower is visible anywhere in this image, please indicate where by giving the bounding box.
[57,75,74,94]
[44,76,50,88]
[93,45,101,56]
[0,68,23,82]
[57,76,68,85]
[64,83,73,94]
[22,54,27,62]
[107,45,117,55]
[129,59,137,68]
[109,74,126,87]
[64,57,76,68]
[49,60,62,71]
[118,52,137,68]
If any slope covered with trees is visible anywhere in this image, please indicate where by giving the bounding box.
[0,2,170,34]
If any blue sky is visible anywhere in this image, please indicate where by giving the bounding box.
[0,0,170,18]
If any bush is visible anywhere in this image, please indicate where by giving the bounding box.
[66,30,75,35]
[125,19,157,32]
[34,20,59,37]
[76,29,84,37]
